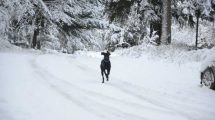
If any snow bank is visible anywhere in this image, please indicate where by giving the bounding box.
[115,42,215,64]
[0,38,21,52]
[74,50,119,59]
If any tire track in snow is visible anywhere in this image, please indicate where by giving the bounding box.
[45,55,192,120]
[30,54,199,120]
[30,56,148,120]
[66,56,193,120]
[108,77,198,120]
[69,56,214,120]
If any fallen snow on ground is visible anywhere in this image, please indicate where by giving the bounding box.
[0,50,215,120]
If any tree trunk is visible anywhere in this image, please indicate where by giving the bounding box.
[32,28,39,49]
[32,10,42,49]
[195,16,199,48]
[195,10,200,48]
[161,0,171,45]
[213,17,215,44]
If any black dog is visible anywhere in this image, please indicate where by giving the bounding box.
[100,51,111,83]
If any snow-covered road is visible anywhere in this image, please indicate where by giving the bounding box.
[0,52,215,120]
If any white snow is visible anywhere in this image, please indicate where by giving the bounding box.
[0,49,215,120]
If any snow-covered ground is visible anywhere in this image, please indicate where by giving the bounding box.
[0,49,215,120]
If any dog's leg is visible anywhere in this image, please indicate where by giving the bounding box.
[104,70,108,81]
[101,70,104,83]
[106,68,110,81]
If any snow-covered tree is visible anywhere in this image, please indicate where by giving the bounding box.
[1,0,215,52]
[43,0,109,53]
[172,0,215,47]
[138,0,162,44]
[105,0,163,46]
[0,0,110,53]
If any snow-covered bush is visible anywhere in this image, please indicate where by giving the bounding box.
[198,22,215,48]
